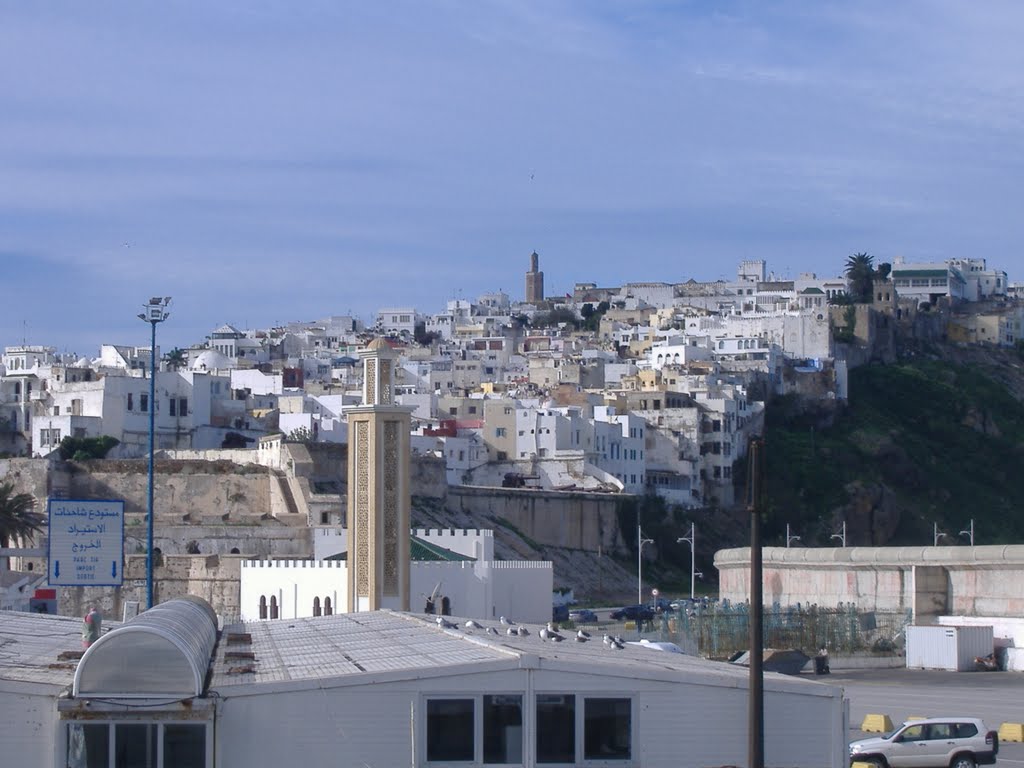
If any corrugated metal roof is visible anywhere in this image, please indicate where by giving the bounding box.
[0,611,117,690]
[211,612,832,698]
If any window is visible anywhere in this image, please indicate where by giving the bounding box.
[179,398,188,417]
[584,698,631,760]
[127,393,133,411]
[169,398,176,416]
[536,694,575,763]
[495,427,507,437]
[66,722,207,768]
[140,394,148,412]
[427,698,474,762]
[484,695,523,764]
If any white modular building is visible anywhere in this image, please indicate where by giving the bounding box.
[2,597,848,768]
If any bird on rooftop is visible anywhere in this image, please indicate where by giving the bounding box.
[437,617,457,629]
[486,626,499,635]
[610,639,625,650]
[602,633,612,646]
[516,626,530,637]
[465,620,483,630]
[500,616,515,626]
[507,627,517,636]
[576,629,591,641]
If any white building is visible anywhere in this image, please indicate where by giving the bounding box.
[0,597,848,768]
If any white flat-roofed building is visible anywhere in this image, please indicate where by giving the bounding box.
[2,597,848,768]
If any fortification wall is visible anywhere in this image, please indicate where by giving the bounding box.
[447,486,628,555]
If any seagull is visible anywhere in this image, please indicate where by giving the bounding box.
[577,629,591,640]
[486,626,499,635]
[465,620,483,630]
[516,626,530,637]
[550,632,565,643]
[500,616,516,626]
[542,623,565,642]
[539,626,552,641]
[507,627,517,636]
[602,633,612,646]
[436,617,457,629]
[610,639,625,650]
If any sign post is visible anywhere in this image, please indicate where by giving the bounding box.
[47,499,125,587]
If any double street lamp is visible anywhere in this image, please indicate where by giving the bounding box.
[677,523,698,600]
[138,297,171,610]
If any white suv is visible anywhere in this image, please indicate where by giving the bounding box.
[850,717,998,768]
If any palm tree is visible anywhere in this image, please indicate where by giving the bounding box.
[163,347,188,371]
[844,252,875,303]
[0,481,44,547]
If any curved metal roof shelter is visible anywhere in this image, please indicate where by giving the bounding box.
[73,596,218,699]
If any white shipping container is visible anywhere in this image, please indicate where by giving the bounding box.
[906,625,994,671]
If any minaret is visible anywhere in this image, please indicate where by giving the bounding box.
[346,338,413,612]
[525,250,545,303]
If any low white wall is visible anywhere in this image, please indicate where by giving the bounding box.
[241,558,552,624]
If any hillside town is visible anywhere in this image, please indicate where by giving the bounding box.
[2,254,1017,507]
[4,253,1024,768]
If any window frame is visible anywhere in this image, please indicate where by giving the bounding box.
[422,693,526,766]
[534,692,635,767]
[61,716,212,768]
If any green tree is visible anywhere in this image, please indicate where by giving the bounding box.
[164,347,188,371]
[844,252,875,303]
[58,435,120,461]
[0,481,43,546]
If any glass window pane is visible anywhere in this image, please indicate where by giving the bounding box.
[427,698,474,762]
[68,723,109,768]
[484,695,522,764]
[164,724,207,768]
[115,723,157,768]
[536,694,575,764]
[584,698,631,760]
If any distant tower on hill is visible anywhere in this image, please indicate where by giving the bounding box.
[525,250,545,303]
[346,338,413,612]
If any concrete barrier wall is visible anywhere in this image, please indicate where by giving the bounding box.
[717,546,1024,618]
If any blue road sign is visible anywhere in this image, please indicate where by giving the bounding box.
[47,499,125,587]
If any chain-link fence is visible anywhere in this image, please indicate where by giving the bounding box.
[649,601,911,659]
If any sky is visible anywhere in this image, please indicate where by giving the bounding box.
[2,1,1023,356]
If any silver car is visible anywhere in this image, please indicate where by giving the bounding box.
[850,717,998,768]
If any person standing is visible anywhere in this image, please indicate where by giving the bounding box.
[82,605,102,649]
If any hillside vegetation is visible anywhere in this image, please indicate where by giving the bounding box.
[764,346,1024,547]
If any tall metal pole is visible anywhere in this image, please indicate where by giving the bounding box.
[146,318,157,610]
[140,297,170,611]
[677,523,696,600]
[747,438,765,768]
[637,522,653,605]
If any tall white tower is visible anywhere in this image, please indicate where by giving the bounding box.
[346,338,413,612]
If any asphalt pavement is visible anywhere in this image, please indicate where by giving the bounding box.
[812,667,1024,765]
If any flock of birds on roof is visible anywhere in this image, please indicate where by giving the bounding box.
[436,616,626,650]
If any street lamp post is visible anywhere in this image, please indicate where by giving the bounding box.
[830,521,847,547]
[959,520,975,546]
[933,522,947,546]
[785,523,801,548]
[637,523,653,605]
[138,297,171,610]
[677,523,697,600]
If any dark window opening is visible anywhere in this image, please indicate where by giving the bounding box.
[427,699,474,762]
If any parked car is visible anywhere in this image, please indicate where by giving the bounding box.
[609,604,655,622]
[569,609,598,624]
[849,717,998,768]
[649,597,674,614]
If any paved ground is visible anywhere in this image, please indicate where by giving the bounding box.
[810,667,1024,765]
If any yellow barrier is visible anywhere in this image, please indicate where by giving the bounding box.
[853,762,877,768]
[906,716,927,721]
[999,723,1024,742]
[861,714,894,733]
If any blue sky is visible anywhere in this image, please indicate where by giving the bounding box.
[2,1,1023,355]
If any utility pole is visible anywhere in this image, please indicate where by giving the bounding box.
[746,437,765,768]
[677,523,697,600]
[959,520,975,546]
[785,523,800,548]
[830,521,847,547]
[637,523,653,605]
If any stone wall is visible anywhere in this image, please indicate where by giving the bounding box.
[447,485,629,555]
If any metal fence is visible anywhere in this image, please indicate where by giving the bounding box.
[652,602,912,659]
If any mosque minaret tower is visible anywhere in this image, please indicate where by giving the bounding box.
[346,338,413,612]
